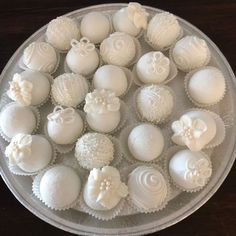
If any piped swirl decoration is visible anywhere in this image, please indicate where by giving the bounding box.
[147,52,170,74]
[86,166,128,209]
[47,106,76,124]
[7,73,33,106]
[185,158,212,187]
[71,37,95,56]
[127,2,149,29]
[172,115,208,151]
[23,42,57,73]
[5,133,32,165]
[173,36,210,71]
[128,166,168,210]
[84,89,120,114]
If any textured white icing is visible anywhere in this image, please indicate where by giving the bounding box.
[23,42,57,73]
[51,73,88,107]
[40,166,81,209]
[75,133,114,169]
[169,150,212,190]
[172,36,210,72]
[171,111,217,151]
[93,65,128,96]
[80,12,110,44]
[83,166,128,210]
[128,166,168,210]
[137,85,174,122]
[5,133,32,165]
[0,103,36,139]
[46,16,80,50]
[128,124,164,161]
[188,67,226,105]
[84,89,120,114]
[136,51,170,83]
[100,32,136,67]
[66,38,99,75]
[7,73,33,106]
[126,2,149,29]
[147,12,181,50]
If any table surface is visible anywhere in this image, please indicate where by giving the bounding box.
[0,0,236,235]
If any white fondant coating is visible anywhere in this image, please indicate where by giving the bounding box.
[128,124,164,161]
[51,73,89,107]
[83,166,128,210]
[169,150,212,190]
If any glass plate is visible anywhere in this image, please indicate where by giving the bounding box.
[0,3,235,235]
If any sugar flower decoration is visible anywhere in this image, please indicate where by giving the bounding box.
[71,37,95,56]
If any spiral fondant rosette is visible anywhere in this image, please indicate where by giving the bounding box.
[21,42,60,74]
[128,165,169,213]
[168,149,212,192]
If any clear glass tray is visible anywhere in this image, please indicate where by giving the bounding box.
[0,3,236,235]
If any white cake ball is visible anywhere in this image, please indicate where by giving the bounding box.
[75,133,114,170]
[100,32,136,67]
[188,67,226,105]
[7,70,50,106]
[80,12,110,44]
[93,65,128,96]
[136,51,170,84]
[23,42,58,74]
[66,38,99,76]
[112,2,149,37]
[169,150,212,191]
[0,103,36,139]
[171,110,217,151]
[84,89,121,133]
[83,166,128,210]
[128,124,164,162]
[51,73,89,107]
[172,36,210,72]
[128,166,168,210]
[47,106,84,145]
[39,165,81,209]
[136,85,174,123]
[146,12,181,50]
[5,134,52,172]
[46,16,80,51]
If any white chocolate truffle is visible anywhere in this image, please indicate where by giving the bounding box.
[146,12,181,50]
[39,165,81,209]
[0,103,36,139]
[171,110,217,151]
[169,150,212,191]
[80,12,110,44]
[188,67,226,105]
[23,42,58,73]
[66,38,99,76]
[93,65,128,96]
[7,71,50,106]
[128,124,164,162]
[75,133,114,170]
[112,2,149,37]
[5,134,52,173]
[83,166,128,211]
[128,166,168,210]
[100,32,136,67]
[136,51,170,84]
[172,36,210,72]
[84,89,121,133]
[51,73,89,107]
[136,85,174,123]
[46,16,80,51]
[47,106,84,145]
